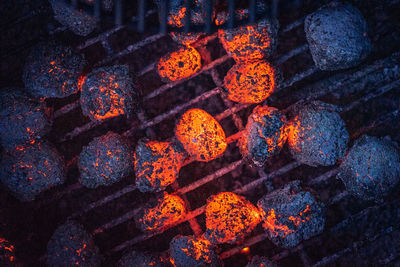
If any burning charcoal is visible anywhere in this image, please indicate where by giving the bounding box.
[239,106,287,167]
[223,60,276,104]
[257,181,325,248]
[0,141,66,202]
[23,41,86,98]
[80,65,137,121]
[134,139,186,193]
[157,45,202,82]
[82,0,113,12]
[49,0,97,36]
[0,88,50,149]
[169,235,222,267]
[0,238,17,266]
[117,250,169,267]
[135,193,186,232]
[218,18,279,62]
[304,2,371,71]
[287,101,349,167]
[78,132,133,189]
[337,135,400,201]
[204,192,261,244]
[175,109,227,162]
[246,256,278,267]
[47,221,102,267]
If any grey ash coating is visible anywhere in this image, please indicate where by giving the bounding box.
[117,250,169,267]
[257,181,325,248]
[47,221,102,267]
[338,135,400,201]
[0,141,66,202]
[0,88,50,150]
[169,235,222,267]
[239,106,287,167]
[49,0,97,36]
[246,256,278,267]
[304,2,371,71]
[78,132,133,189]
[23,41,86,98]
[288,101,349,167]
[80,65,137,121]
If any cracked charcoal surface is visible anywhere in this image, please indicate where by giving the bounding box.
[304,2,371,71]
[0,141,66,202]
[246,256,278,267]
[240,106,287,167]
[219,18,279,62]
[78,132,133,189]
[47,221,102,267]
[80,65,137,121]
[49,0,97,36]
[135,139,186,193]
[117,250,169,267]
[287,101,349,167]
[257,181,325,248]
[338,135,400,201]
[169,235,222,267]
[0,88,50,149]
[23,41,86,98]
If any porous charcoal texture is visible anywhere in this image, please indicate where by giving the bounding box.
[78,132,133,189]
[23,41,86,98]
[246,256,278,267]
[47,221,102,267]
[338,135,400,201]
[304,2,371,71]
[0,88,50,149]
[240,106,287,167]
[169,235,222,267]
[117,250,169,267]
[49,0,97,36]
[0,141,66,202]
[257,181,325,248]
[80,65,137,121]
[287,101,349,167]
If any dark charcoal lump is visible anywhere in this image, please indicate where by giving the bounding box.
[0,88,50,149]
[257,181,325,248]
[23,41,86,98]
[239,106,287,167]
[117,250,169,267]
[78,132,133,189]
[82,0,113,11]
[47,221,102,267]
[0,141,66,202]
[169,235,222,267]
[80,65,137,121]
[304,2,371,71]
[246,256,278,267]
[288,101,349,167]
[49,0,97,36]
[337,135,400,201]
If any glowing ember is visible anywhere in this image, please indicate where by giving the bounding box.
[246,255,278,267]
[157,46,202,82]
[175,109,227,162]
[134,140,186,192]
[218,18,278,62]
[80,65,136,121]
[136,193,186,232]
[0,238,16,264]
[169,235,221,267]
[224,60,276,103]
[257,181,325,248]
[205,192,261,244]
[118,250,167,267]
[240,106,287,167]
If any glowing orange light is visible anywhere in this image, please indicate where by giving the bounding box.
[168,7,187,28]
[241,247,250,254]
[261,209,293,237]
[77,75,87,91]
[136,193,186,232]
[175,109,227,162]
[0,238,15,262]
[224,60,276,103]
[286,116,311,153]
[205,192,261,244]
[157,45,202,82]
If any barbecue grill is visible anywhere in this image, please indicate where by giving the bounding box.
[1,0,400,266]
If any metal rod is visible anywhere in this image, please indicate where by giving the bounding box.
[115,0,123,26]
[137,0,146,32]
[228,0,235,29]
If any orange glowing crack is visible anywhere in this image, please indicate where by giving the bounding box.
[262,209,293,237]
[168,7,187,28]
